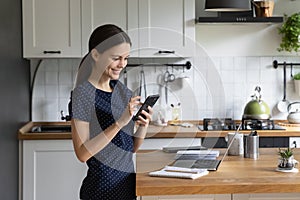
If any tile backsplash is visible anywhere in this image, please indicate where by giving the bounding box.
[31,56,300,122]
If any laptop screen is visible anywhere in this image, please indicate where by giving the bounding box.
[173,123,242,171]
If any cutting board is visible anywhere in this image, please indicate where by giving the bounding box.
[278,122,300,127]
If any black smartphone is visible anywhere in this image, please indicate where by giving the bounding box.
[133,94,160,121]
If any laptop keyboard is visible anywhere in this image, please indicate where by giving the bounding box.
[192,159,220,169]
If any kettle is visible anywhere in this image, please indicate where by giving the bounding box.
[243,86,271,119]
[287,102,300,124]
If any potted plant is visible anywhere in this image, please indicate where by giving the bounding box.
[277,12,300,53]
[277,147,295,169]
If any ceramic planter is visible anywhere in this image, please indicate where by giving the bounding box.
[278,156,295,169]
[294,79,300,96]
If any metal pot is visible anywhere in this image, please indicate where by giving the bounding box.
[287,102,300,124]
[243,86,271,119]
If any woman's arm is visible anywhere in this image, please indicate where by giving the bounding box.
[133,106,153,153]
[72,96,141,162]
[133,125,148,152]
[71,119,121,162]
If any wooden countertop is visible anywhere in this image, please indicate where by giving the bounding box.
[136,148,300,196]
[147,122,300,138]
[18,120,300,140]
[18,121,72,140]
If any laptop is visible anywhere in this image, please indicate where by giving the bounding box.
[172,123,242,171]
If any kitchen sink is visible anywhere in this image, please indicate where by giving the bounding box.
[31,125,71,133]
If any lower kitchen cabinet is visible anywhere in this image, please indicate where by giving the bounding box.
[21,140,87,200]
[233,193,300,200]
[139,194,231,200]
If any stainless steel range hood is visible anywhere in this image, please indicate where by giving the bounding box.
[196,0,283,24]
[197,11,283,23]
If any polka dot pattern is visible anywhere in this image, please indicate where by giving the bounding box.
[72,80,136,200]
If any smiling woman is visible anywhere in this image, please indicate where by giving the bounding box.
[71,24,154,200]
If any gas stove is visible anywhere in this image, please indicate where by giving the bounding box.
[202,118,235,131]
[241,118,285,130]
[200,118,285,131]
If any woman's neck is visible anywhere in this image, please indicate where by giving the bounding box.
[88,76,112,92]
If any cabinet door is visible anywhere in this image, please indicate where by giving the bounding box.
[22,140,87,200]
[81,0,139,56]
[138,0,195,58]
[22,0,81,58]
[234,193,300,200]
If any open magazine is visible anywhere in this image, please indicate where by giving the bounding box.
[149,166,209,179]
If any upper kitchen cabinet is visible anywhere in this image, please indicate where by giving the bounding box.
[136,0,195,58]
[22,0,195,58]
[22,0,81,58]
[81,0,195,58]
[81,0,139,57]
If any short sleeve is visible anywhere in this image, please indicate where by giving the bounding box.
[72,84,93,122]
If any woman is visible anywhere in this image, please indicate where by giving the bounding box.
[71,24,153,200]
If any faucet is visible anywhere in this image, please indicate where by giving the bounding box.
[61,91,72,121]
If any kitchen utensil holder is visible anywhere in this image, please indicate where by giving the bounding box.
[127,61,192,71]
[273,60,300,77]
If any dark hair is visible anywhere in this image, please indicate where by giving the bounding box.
[75,24,131,87]
[88,24,131,53]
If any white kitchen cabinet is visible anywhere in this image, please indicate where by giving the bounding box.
[233,193,300,200]
[140,194,231,200]
[289,137,300,148]
[23,0,195,58]
[81,0,195,58]
[22,0,81,58]
[137,0,195,58]
[81,0,139,56]
[21,140,87,200]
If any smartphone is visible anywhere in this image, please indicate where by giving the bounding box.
[133,94,160,121]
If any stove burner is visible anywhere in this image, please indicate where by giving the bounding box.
[242,118,275,130]
[203,118,235,131]
[202,118,286,131]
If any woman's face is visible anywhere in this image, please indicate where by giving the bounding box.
[92,42,130,81]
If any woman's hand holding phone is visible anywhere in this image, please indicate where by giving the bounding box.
[133,94,159,125]
[135,106,153,126]
[118,94,159,128]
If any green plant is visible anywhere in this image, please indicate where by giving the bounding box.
[278,147,295,169]
[278,12,300,53]
[278,147,294,159]
[293,72,300,80]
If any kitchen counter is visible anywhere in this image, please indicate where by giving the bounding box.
[136,148,300,196]
[18,121,72,140]
[18,120,300,140]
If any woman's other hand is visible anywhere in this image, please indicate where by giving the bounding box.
[117,96,141,128]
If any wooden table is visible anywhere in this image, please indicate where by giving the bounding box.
[136,148,300,196]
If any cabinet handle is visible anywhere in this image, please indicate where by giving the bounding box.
[293,141,297,148]
[43,50,61,54]
[158,50,175,54]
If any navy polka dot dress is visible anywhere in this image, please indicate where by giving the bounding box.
[72,80,136,200]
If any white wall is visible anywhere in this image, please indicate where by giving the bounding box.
[31,55,300,122]
[31,0,300,122]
